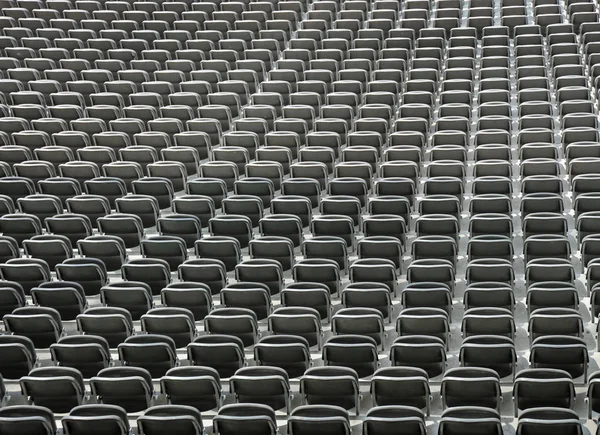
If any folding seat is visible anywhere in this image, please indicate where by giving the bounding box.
[525,256,576,287]
[34,146,75,171]
[526,282,579,314]
[369,184,412,221]
[98,280,152,322]
[48,335,110,379]
[204,307,259,347]
[459,334,517,379]
[22,234,73,271]
[3,305,63,348]
[328,175,369,209]
[114,194,160,228]
[529,307,584,342]
[93,215,143,253]
[60,403,133,435]
[562,113,598,131]
[69,224,118,263]
[155,213,201,248]
[415,213,459,241]
[530,336,589,379]
[197,104,233,135]
[17,194,63,224]
[212,403,277,435]
[369,366,431,418]
[401,281,453,316]
[0,323,37,378]
[0,79,24,101]
[90,366,154,412]
[513,368,575,415]
[156,281,212,323]
[423,175,464,198]
[136,405,206,435]
[522,211,567,238]
[121,258,171,296]
[212,147,250,179]
[300,366,361,414]
[0,256,51,295]
[524,234,571,264]
[0,178,35,208]
[159,105,195,125]
[0,145,33,168]
[18,366,85,413]
[227,69,261,97]
[462,306,516,338]
[350,257,398,294]
[177,257,227,294]
[0,404,58,435]
[247,234,294,271]
[0,193,14,217]
[521,194,563,219]
[466,257,516,285]
[233,258,282,295]
[157,366,222,413]
[363,405,428,435]
[397,305,451,348]
[0,212,43,249]
[517,408,583,435]
[299,146,336,176]
[131,177,176,211]
[390,330,447,376]
[519,142,558,161]
[309,213,355,250]
[441,367,502,411]
[241,168,281,203]
[252,335,311,380]
[228,366,292,414]
[13,160,56,192]
[469,213,513,238]
[341,146,379,176]
[183,326,247,375]
[83,177,127,210]
[198,161,239,194]
[431,144,468,163]
[320,195,362,228]
[74,307,132,350]
[332,306,385,351]
[193,235,241,272]
[419,195,461,221]
[287,405,353,435]
[585,370,600,422]
[10,103,47,124]
[438,406,503,435]
[281,175,322,207]
[117,334,177,378]
[521,174,564,196]
[140,235,187,272]
[275,117,310,148]
[0,278,24,319]
[54,257,107,297]
[467,235,514,262]
[99,163,141,194]
[160,147,199,178]
[521,158,561,179]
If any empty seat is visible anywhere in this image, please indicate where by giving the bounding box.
[137,404,204,435]
[90,366,154,412]
[19,366,85,412]
[213,403,277,435]
[50,335,111,378]
[118,334,177,378]
[0,405,57,435]
[61,404,130,435]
